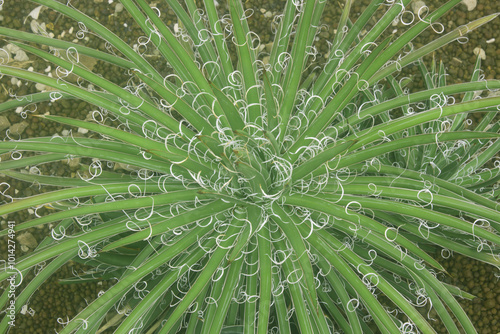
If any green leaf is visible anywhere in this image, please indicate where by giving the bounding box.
[157,209,245,334]
[102,199,234,251]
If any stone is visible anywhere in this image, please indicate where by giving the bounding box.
[484,298,496,309]
[13,49,29,62]
[411,1,426,15]
[0,115,10,131]
[9,121,29,135]
[77,127,89,134]
[114,3,124,14]
[17,232,38,249]
[65,157,81,168]
[35,83,47,91]
[2,43,29,62]
[461,0,477,11]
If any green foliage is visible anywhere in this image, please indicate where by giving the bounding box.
[0,0,499,333]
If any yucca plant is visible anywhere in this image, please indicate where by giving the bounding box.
[0,0,499,333]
